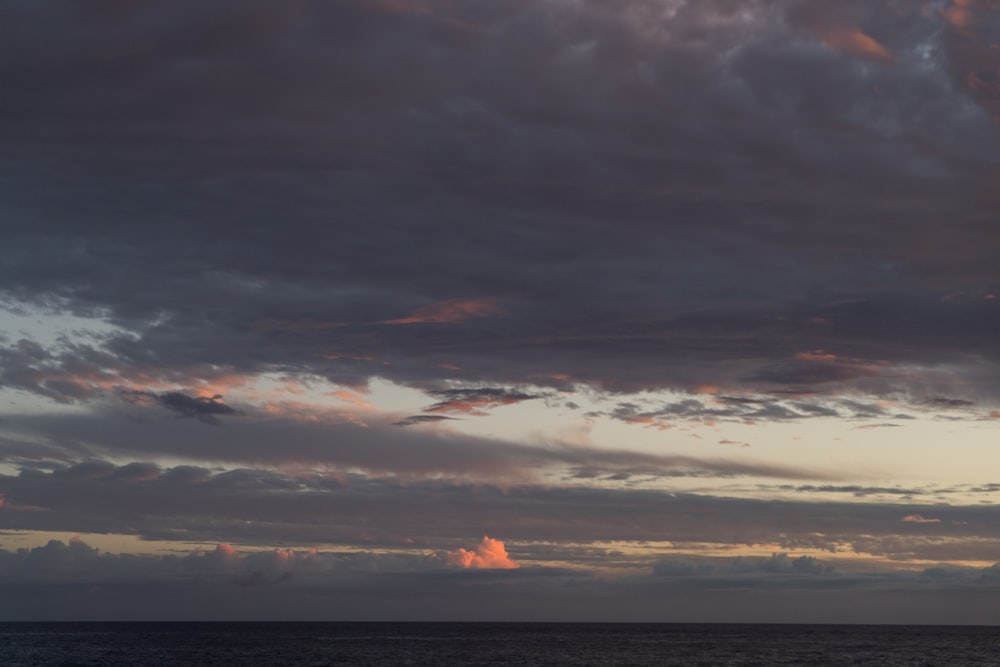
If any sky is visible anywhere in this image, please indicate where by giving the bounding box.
[1,0,999,623]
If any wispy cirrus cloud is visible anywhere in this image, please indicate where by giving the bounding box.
[424,388,545,415]
[392,414,458,427]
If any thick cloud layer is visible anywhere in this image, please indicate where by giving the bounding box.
[3,462,999,562]
[1,0,997,403]
[2,536,999,623]
[1,0,999,622]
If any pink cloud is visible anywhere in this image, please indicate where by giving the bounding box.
[444,536,519,569]
[213,543,240,560]
[943,0,975,30]
[822,27,893,61]
[252,318,352,332]
[0,494,48,512]
[327,389,378,411]
[902,514,941,523]
[379,298,503,325]
[254,298,502,332]
[794,350,839,363]
[368,0,431,16]
[426,399,499,415]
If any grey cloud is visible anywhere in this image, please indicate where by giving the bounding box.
[0,407,830,483]
[606,394,906,426]
[922,397,976,409]
[752,359,879,387]
[0,537,445,589]
[3,0,1000,625]
[2,536,1000,622]
[3,462,1000,557]
[155,392,237,423]
[0,0,996,410]
[392,414,458,427]
[848,534,1000,564]
[789,484,928,497]
[424,387,546,414]
[122,390,239,425]
[653,553,835,577]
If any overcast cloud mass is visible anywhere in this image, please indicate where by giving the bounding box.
[1,0,999,622]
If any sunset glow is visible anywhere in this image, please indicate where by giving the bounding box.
[1,0,999,623]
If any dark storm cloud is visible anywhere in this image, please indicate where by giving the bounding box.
[0,0,997,408]
[121,390,239,425]
[154,392,237,423]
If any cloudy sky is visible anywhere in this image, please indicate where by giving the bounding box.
[1,0,999,623]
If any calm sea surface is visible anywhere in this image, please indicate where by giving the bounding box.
[2,622,998,666]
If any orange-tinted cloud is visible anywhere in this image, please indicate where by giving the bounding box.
[943,0,975,30]
[0,494,47,512]
[622,415,673,431]
[252,318,351,332]
[444,536,519,569]
[254,299,502,332]
[212,543,240,560]
[822,28,893,61]
[902,514,941,523]
[368,0,431,16]
[941,0,1000,128]
[426,397,513,415]
[189,374,251,399]
[794,350,838,363]
[327,389,377,411]
[379,298,503,325]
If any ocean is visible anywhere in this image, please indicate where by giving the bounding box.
[2,622,998,665]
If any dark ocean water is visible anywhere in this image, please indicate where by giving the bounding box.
[2,622,998,666]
